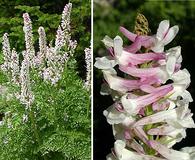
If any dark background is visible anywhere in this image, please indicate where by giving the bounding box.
[94,1,195,159]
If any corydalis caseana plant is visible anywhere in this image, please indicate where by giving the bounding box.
[95,17,195,159]
[0,3,90,160]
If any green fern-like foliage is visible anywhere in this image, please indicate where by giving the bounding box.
[0,58,90,160]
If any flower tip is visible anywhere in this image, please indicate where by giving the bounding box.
[162,19,170,23]
[103,110,108,116]
[3,33,8,37]
[119,26,125,31]
[23,13,29,18]
[114,35,123,42]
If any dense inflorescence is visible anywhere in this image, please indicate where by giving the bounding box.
[95,20,195,160]
[0,3,90,160]
[84,46,92,90]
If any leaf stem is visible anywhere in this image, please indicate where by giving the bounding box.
[29,104,48,160]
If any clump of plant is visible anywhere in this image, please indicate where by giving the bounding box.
[0,3,91,160]
[95,14,195,160]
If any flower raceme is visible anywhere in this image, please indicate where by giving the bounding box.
[95,20,195,160]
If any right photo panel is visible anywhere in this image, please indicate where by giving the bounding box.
[94,1,195,160]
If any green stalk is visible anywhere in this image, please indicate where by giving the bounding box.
[29,104,48,160]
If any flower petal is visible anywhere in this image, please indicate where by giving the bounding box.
[103,104,126,125]
[149,140,190,160]
[156,20,170,41]
[102,35,114,48]
[171,69,191,86]
[106,153,117,160]
[133,108,177,126]
[114,36,123,57]
[163,25,179,45]
[119,51,165,66]
[166,54,177,76]
[103,103,135,126]
[94,56,117,69]
[181,147,195,160]
[148,124,184,136]
[119,26,137,42]
[103,71,140,92]
[124,36,142,53]
[114,140,166,160]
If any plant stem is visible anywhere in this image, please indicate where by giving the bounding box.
[29,105,48,160]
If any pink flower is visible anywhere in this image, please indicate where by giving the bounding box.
[120,20,179,52]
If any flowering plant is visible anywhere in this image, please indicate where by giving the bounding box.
[95,15,195,160]
[0,3,91,160]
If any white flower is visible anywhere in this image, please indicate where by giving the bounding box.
[151,20,179,52]
[181,147,195,160]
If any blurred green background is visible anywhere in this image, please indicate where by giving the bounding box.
[94,1,195,159]
[0,0,91,79]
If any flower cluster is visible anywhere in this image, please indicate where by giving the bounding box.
[10,48,20,84]
[1,33,11,72]
[95,20,195,159]
[1,3,78,108]
[19,53,34,109]
[23,13,35,62]
[84,47,92,90]
[40,3,77,84]
[22,3,77,85]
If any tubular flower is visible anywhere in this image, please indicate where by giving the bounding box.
[95,19,195,160]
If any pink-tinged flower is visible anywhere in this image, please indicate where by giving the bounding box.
[134,103,195,129]
[133,126,149,144]
[149,140,190,160]
[152,20,179,52]
[119,27,155,49]
[95,36,165,70]
[165,46,182,76]
[121,84,173,115]
[138,69,192,103]
[103,103,135,126]
[112,124,133,141]
[102,70,158,93]
[152,100,170,111]
[109,140,166,160]
[148,124,186,141]
[120,20,179,52]
[119,65,169,83]
[128,139,145,154]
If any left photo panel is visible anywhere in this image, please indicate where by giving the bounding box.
[0,1,91,160]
